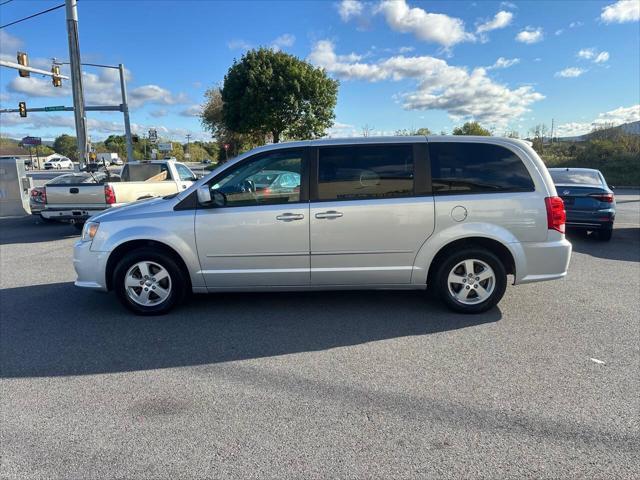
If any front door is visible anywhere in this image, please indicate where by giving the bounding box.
[310,143,435,285]
[195,148,310,288]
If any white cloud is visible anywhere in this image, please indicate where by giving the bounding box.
[376,0,475,48]
[487,57,520,70]
[556,104,640,136]
[149,109,168,118]
[515,27,543,43]
[129,85,187,107]
[180,104,202,117]
[6,67,186,108]
[577,48,610,64]
[227,39,252,50]
[338,0,364,21]
[500,1,517,9]
[601,0,640,23]
[309,40,543,125]
[555,67,586,78]
[476,11,513,34]
[0,31,22,55]
[271,33,295,50]
[577,48,596,59]
[555,29,564,36]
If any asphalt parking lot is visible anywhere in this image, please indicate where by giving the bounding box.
[1,191,638,479]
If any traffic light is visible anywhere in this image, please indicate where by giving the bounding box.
[19,102,27,118]
[51,65,62,87]
[16,52,29,78]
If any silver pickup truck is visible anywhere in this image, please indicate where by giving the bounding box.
[42,160,196,226]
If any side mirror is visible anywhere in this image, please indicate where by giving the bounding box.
[197,186,212,204]
[211,190,226,207]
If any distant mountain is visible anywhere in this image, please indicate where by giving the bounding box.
[557,120,640,142]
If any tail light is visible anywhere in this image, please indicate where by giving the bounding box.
[588,192,614,203]
[42,187,47,204]
[545,196,566,234]
[104,185,116,204]
[30,189,40,197]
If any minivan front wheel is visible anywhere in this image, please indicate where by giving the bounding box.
[435,249,507,313]
[113,248,186,315]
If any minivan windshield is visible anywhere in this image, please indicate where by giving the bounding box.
[550,170,601,186]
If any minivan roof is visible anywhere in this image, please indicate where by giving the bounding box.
[242,135,532,155]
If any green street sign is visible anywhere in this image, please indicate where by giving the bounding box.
[44,106,65,112]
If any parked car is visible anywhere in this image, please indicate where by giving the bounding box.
[30,172,108,219]
[44,157,74,169]
[548,168,615,241]
[74,136,571,315]
[42,159,196,227]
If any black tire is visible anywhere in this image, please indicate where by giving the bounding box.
[434,248,507,314]
[113,247,187,315]
[597,227,613,241]
[38,213,54,224]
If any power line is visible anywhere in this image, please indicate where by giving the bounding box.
[0,1,15,7]
[0,3,65,29]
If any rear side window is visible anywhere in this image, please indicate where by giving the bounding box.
[429,142,534,194]
[318,145,414,201]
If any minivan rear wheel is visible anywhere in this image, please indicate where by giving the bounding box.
[434,248,507,313]
[113,247,186,315]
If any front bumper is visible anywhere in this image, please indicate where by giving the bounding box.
[515,237,572,285]
[73,240,109,291]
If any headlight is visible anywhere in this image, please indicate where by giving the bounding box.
[81,222,100,242]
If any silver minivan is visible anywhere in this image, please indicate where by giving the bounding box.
[74,136,572,315]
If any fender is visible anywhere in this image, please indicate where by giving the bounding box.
[94,220,206,289]
[411,222,526,285]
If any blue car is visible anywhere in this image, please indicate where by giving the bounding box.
[549,168,615,241]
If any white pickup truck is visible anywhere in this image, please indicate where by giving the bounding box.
[42,160,197,226]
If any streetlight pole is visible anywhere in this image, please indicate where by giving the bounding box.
[186,133,191,161]
[65,0,88,169]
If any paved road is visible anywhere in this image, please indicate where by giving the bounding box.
[1,192,638,479]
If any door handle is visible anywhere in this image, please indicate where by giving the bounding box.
[315,211,343,219]
[276,213,304,222]
[70,188,79,194]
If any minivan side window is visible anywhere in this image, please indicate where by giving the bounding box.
[429,142,534,194]
[317,145,414,201]
[210,150,303,207]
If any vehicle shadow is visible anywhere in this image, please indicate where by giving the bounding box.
[567,227,640,262]
[0,282,500,378]
[0,215,78,245]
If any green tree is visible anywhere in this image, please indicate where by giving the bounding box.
[184,143,209,162]
[201,86,265,161]
[221,48,339,143]
[104,135,127,160]
[53,134,78,160]
[452,122,492,136]
[395,127,432,136]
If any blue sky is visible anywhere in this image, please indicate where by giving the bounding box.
[0,0,639,142]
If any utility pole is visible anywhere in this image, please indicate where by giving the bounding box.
[551,118,555,144]
[65,0,88,169]
[118,63,134,162]
[185,134,191,161]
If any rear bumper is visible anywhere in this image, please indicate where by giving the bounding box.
[41,207,107,222]
[565,209,615,229]
[515,237,572,285]
[73,240,109,291]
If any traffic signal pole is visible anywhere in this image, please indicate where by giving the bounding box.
[118,64,134,162]
[65,0,89,169]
